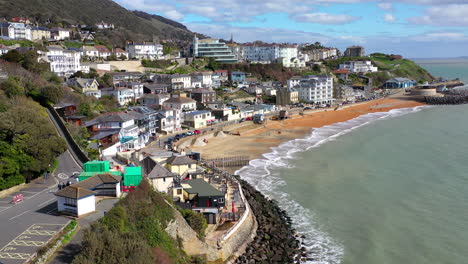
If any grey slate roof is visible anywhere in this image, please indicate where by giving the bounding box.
[166,155,197,165]
[148,163,176,179]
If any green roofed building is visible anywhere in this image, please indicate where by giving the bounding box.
[79,160,120,181]
[123,166,142,187]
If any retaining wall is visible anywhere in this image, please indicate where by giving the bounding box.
[47,106,89,166]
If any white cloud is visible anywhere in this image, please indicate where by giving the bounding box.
[409,4,468,26]
[292,13,360,24]
[378,3,393,11]
[384,13,396,22]
[411,32,468,42]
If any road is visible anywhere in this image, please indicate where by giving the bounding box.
[0,150,81,264]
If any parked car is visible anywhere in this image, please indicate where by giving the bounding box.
[303,107,314,110]
[193,130,201,135]
[246,116,252,121]
[239,118,246,123]
[186,131,194,136]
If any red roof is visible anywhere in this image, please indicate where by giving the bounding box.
[113,48,127,53]
[95,45,111,53]
[333,69,349,74]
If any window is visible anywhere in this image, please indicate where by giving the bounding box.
[219,197,224,203]
[177,189,182,195]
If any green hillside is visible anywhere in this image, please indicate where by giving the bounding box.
[324,53,435,87]
[0,0,196,46]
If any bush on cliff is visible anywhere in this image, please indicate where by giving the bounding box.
[73,180,191,264]
[179,209,208,238]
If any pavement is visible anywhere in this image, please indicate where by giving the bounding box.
[0,151,80,264]
[49,198,119,264]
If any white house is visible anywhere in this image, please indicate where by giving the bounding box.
[113,48,129,59]
[191,72,213,88]
[171,74,192,90]
[95,45,112,59]
[0,44,11,55]
[101,85,142,106]
[126,41,163,60]
[339,61,378,73]
[147,162,177,193]
[39,46,81,77]
[156,108,182,134]
[162,94,197,112]
[0,22,32,40]
[241,43,300,67]
[55,173,122,216]
[82,46,99,59]
[50,27,70,40]
[55,187,96,216]
[292,75,334,104]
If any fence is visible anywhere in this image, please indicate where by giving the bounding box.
[47,106,89,166]
[203,156,250,168]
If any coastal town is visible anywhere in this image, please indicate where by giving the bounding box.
[0,14,466,264]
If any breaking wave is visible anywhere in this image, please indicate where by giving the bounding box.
[235,106,426,263]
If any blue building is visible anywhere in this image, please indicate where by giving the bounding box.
[230,71,246,83]
[383,77,416,89]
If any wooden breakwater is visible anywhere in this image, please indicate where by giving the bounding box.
[425,90,468,105]
[204,156,250,167]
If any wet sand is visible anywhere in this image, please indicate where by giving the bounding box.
[191,98,425,162]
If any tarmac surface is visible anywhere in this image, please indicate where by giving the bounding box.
[0,150,80,264]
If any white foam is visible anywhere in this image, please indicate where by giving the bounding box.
[235,106,427,264]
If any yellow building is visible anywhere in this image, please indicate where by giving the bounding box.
[31,27,51,41]
[276,87,299,106]
[165,155,197,176]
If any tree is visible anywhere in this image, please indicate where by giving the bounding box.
[40,85,64,104]
[207,57,219,71]
[1,76,25,98]
[119,54,127,61]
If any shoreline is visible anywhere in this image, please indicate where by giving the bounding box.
[192,97,426,164]
[191,96,427,262]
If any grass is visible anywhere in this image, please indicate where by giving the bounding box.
[61,220,79,244]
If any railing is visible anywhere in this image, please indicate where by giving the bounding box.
[47,106,90,166]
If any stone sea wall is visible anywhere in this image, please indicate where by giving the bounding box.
[234,177,308,264]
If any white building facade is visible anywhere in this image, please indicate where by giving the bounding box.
[339,61,378,73]
[126,42,163,60]
[292,75,334,104]
[39,47,81,77]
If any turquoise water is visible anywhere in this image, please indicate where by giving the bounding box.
[237,105,468,263]
[413,58,468,84]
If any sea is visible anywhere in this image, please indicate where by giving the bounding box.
[236,58,468,264]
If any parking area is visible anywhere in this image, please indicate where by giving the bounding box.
[0,187,51,213]
[0,223,67,264]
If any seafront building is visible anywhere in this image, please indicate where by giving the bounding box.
[192,36,238,63]
[290,75,334,104]
[0,22,32,40]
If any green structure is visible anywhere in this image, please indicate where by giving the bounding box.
[79,160,122,182]
[123,166,143,187]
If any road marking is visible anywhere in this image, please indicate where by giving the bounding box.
[23,229,56,236]
[57,173,69,180]
[38,198,55,207]
[9,240,46,247]
[0,207,10,213]
[0,252,32,259]
[20,191,39,194]
[9,210,29,220]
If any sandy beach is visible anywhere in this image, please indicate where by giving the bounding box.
[191,97,425,163]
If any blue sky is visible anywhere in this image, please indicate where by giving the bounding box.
[115,0,468,58]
